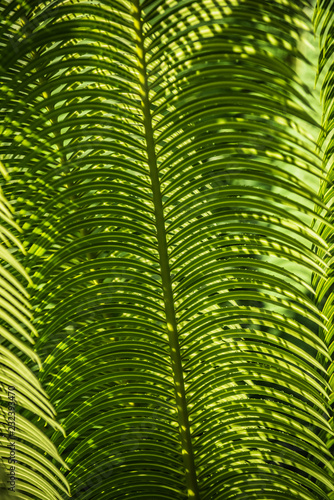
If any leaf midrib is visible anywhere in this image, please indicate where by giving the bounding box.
[131,2,200,499]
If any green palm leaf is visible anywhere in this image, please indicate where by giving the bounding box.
[0,177,69,497]
[1,0,334,498]
[313,2,334,495]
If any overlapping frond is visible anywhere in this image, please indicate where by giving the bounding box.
[0,175,69,497]
[312,0,334,490]
[0,0,333,499]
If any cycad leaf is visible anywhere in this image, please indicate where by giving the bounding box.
[0,183,68,495]
[1,0,333,499]
[313,0,334,494]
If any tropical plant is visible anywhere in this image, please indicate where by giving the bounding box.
[1,0,334,498]
[0,182,69,499]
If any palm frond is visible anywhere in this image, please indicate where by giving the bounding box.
[312,0,334,491]
[0,176,69,497]
[1,0,333,499]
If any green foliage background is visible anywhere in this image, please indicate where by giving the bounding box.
[1,0,334,499]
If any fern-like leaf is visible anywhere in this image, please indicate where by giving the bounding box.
[1,0,333,499]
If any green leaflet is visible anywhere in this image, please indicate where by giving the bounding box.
[1,0,334,499]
